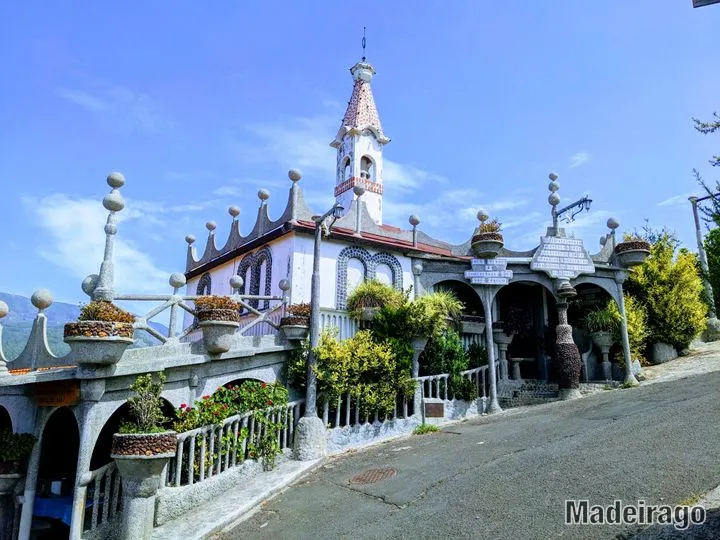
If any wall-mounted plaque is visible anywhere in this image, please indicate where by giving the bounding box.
[530,236,595,280]
[465,258,513,286]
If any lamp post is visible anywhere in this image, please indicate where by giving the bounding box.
[689,194,720,339]
[294,200,344,460]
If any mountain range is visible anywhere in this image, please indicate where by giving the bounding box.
[0,292,169,362]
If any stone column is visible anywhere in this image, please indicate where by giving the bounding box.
[18,408,50,540]
[0,474,21,540]
[113,456,171,540]
[555,300,582,400]
[411,337,428,416]
[479,287,502,413]
[497,343,509,381]
[616,278,638,385]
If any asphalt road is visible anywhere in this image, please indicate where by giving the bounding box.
[220,372,720,540]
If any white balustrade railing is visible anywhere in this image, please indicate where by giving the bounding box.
[165,400,304,487]
[415,366,489,401]
[461,332,485,351]
[82,461,122,532]
[318,309,359,340]
[320,392,413,429]
[238,309,283,337]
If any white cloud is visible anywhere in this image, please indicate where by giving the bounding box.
[657,192,694,207]
[56,83,175,132]
[23,194,170,295]
[213,185,243,197]
[569,151,590,169]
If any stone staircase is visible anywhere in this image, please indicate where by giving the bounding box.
[497,380,620,408]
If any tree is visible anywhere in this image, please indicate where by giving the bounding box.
[692,113,720,224]
[627,233,707,349]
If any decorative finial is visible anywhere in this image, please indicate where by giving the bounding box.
[206,221,216,232]
[288,169,302,183]
[228,206,240,219]
[169,273,186,290]
[353,185,366,197]
[93,172,125,301]
[31,289,53,312]
[477,209,489,223]
[258,189,270,204]
[185,234,196,245]
[362,27,367,62]
[278,279,290,292]
[409,214,420,227]
[607,217,620,230]
[229,275,244,292]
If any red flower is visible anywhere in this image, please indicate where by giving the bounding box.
[261,382,267,388]
[203,395,210,400]
[180,403,187,409]
[218,387,223,391]
[267,400,273,405]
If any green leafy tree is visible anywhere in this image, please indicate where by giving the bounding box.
[704,227,720,312]
[626,233,707,349]
[419,330,476,401]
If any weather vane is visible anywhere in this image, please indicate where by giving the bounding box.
[361,27,366,61]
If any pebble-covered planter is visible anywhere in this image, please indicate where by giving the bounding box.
[591,331,614,350]
[64,321,134,365]
[280,316,309,340]
[197,308,240,354]
[461,316,486,335]
[471,233,504,259]
[614,240,651,267]
[491,324,515,346]
[360,306,381,321]
[111,431,177,458]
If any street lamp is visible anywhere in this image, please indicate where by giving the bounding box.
[294,199,344,460]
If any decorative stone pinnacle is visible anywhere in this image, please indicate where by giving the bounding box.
[288,169,302,182]
[206,221,216,232]
[31,289,53,311]
[477,209,489,223]
[549,172,559,181]
[185,234,196,245]
[409,214,420,227]
[548,193,560,206]
[229,275,244,291]
[93,173,125,301]
[228,206,240,219]
[258,189,270,202]
[107,172,126,188]
[169,273,186,289]
[607,217,620,230]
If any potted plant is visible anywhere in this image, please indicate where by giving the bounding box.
[64,300,135,365]
[280,303,311,340]
[461,314,486,335]
[195,296,241,354]
[347,279,405,321]
[582,307,618,380]
[614,233,651,267]
[471,215,504,259]
[492,307,531,346]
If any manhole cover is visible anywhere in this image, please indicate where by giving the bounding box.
[350,467,397,484]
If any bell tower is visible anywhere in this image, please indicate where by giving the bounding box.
[330,33,390,225]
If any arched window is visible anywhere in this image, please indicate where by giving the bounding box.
[343,158,351,182]
[360,156,374,181]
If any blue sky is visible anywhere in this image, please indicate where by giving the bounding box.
[1,1,720,307]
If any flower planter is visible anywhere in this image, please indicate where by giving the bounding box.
[280,315,309,340]
[614,241,650,268]
[111,431,177,458]
[471,233,504,259]
[492,326,515,346]
[591,331,614,350]
[461,320,486,335]
[360,306,381,321]
[64,321,134,365]
[197,308,240,354]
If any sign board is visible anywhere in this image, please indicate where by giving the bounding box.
[465,257,512,286]
[34,380,81,407]
[530,236,595,280]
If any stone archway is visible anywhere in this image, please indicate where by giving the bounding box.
[0,406,11,432]
[496,280,558,381]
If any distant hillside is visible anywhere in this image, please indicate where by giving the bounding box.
[0,293,169,361]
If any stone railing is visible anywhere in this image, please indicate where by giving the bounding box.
[164,400,304,488]
[319,392,414,429]
[318,308,360,340]
[80,461,122,535]
[415,366,489,401]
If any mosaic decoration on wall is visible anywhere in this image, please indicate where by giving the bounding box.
[335,246,403,309]
[236,246,273,310]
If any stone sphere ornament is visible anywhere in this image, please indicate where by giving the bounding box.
[258,189,270,201]
[549,193,561,206]
[607,217,620,230]
[353,185,366,197]
[409,214,420,227]
[278,279,290,292]
[206,221,216,231]
[229,275,244,290]
[169,273,186,289]
[288,169,302,182]
[0,300,8,319]
[103,191,125,212]
[185,234,196,245]
[31,289,53,311]
[549,172,559,181]
[107,172,126,188]
[548,181,560,192]
[477,208,489,223]
[82,274,100,296]
[228,206,240,218]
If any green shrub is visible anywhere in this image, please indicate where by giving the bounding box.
[313,329,416,416]
[78,300,135,323]
[413,424,439,435]
[582,306,618,334]
[467,341,488,368]
[371,304,415,375]
[408,291,464,338]
[119,373,168,434]
[607,296,649,365]
[346,280,406,319]
[0,430,36,473]
[420,330,476,401]
[627,233,707,349]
